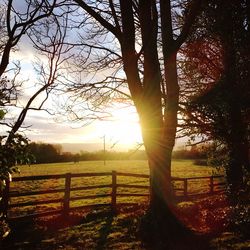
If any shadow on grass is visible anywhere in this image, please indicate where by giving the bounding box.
[95,211,115,249]
[1,219,44,249]
[2,201,247,250]
[140,213,211,250]
[1,209,115,249]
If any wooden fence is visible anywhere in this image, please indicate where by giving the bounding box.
[172,175,225,199]
[3,171,225,220]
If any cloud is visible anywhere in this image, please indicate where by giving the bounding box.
[21,112,99,143]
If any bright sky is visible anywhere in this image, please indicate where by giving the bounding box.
[0,38,141,150]
[22,105,143,150]
[0,7,143,150]
[2,1,186,151]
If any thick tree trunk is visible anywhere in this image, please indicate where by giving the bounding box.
[225,103,245,194]
[145,53,179,211]
[226,83,244,194]
[220,2,245,194]
[141,136,194,248]
[138,53,191,248]
[119,1,198,247]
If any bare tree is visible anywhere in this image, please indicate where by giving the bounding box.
[52,0,202,241]
[0,0,58,77]
[0,2,71,180]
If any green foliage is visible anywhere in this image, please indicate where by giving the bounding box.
[0,109,5,119]
[182,0,250,191]
[0,75,34,184]
[232,204,250,237]
[0,133,34,184]
[207,144,229,169]
[173,146,207,160]
[28,142,62,164]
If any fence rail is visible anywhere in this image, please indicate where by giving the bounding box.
[172,175,225,199]
[3,171,225,220]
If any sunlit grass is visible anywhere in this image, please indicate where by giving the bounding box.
[15,160,150,176]
[9,160,223,217]
[15,159,220,177]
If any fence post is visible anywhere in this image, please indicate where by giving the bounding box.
[209,176,214,194]
[183,179,188,198]
[111,171,117,211]
[63,173,71,216]
[1,178,10,218]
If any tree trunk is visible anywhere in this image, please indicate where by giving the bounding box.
[0,41,12,77]
[221,3,244,194]
[75,0,202,246]
[140,122,192,248]
[138,52,191,248]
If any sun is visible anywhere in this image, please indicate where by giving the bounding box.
[96,106,143,148]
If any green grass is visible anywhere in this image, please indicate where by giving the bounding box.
[15,159,219,177]
[4,202,250,250]
[4,161,249,250]
[2,207,150,249]
[9,160,223,217]
[4,206,151,250]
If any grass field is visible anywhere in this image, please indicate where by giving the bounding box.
[6,161,247,250]
[9,160,224,217]
[15,159,219,177]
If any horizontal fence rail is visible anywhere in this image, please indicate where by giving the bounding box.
[172,175,225,199]
[3,171,226,220]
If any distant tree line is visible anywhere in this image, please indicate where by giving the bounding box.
[28,142,209,164]
[28,142,148,163]
[172,146,207,160]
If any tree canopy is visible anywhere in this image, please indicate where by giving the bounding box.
[180,0,250,193]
